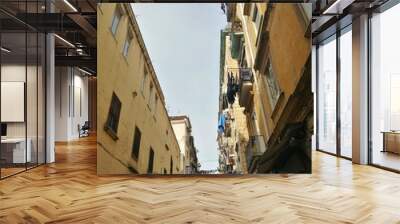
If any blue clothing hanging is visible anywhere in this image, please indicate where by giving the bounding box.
[218,114,226,134]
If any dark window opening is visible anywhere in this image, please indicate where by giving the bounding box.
[147,148,155,174]
[170,157,173,174]
[252,5,258,22]
[131,126,142,160]
[104,93,121,139]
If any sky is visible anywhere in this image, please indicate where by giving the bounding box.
[132,4,227,170]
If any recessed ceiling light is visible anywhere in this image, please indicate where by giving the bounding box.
[54,34,75,48]
[78,67,93,76]
[63,0,78,12]
[1,47,11,53]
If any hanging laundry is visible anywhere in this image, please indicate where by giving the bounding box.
[218,114,226,134]
[226,71,239,105]
[221,3,226,14]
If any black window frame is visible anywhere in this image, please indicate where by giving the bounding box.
[104,92,121,140]
[252,4,258,23]
[131,126,142,160]
[147,147,155,174]
[170,156,173,174]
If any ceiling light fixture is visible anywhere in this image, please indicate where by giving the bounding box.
[322,0,343,14]
[63,0,78,12]
[54,34,75,48]
[78,67,93,76]
[322,0,354,15]
[1,47,11,53]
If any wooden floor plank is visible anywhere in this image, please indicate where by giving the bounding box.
[1,135,400,223]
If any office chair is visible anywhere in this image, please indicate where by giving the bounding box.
[79,121,90,138]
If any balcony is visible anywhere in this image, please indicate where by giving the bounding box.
[238,68,254,111]
[246,135,266,172]
[224,68,253,110]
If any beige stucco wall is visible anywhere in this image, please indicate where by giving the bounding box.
[97,3,181,175]
[171,117,198,174]
[171,120,187,173]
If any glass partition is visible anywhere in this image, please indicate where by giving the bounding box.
[370,3,400,171]
[1,31,28,177]
[339,27,352,158]
[317,35,337,154]
[0,1,46,179]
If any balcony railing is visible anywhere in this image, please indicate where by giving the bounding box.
[238,68,253,110]
[239,68,253,82]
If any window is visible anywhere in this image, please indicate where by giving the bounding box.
[255,15,263,46]
[105,93,122,139]
[370,4,400,171]
[147,148,155,174]
[123,30,133,57]
[264,60,281,110]
[251,4,258,23]
[317,36,337,154]
[339,28,352,158]
[141,66,148,94]
[148,83,154,109]
[131,126,142,160]
[170,157,173,174]
[111,6,122,35]
[255,13,262,32]
[154,95,158,112]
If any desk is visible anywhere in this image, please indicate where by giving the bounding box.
[382,131,400,154]
[1,138,31,164]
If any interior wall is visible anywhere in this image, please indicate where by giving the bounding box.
[55,67,89,141]
[1,65,39,138]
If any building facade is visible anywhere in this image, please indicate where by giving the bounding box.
[217,27,250,174]
[218,3,312,173]
[170,116,198,174]
[97,3,181,175]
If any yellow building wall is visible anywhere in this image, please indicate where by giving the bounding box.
[258,4,311,138]
[97,3,181,175]
[235,3,310,145]
[234,3,270,145]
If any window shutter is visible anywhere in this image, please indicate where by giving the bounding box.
[243,3,251,16]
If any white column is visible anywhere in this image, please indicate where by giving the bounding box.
[46,32,55,163]
[352,14,369,164]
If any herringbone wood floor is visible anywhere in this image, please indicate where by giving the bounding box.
[1,136,400,224]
